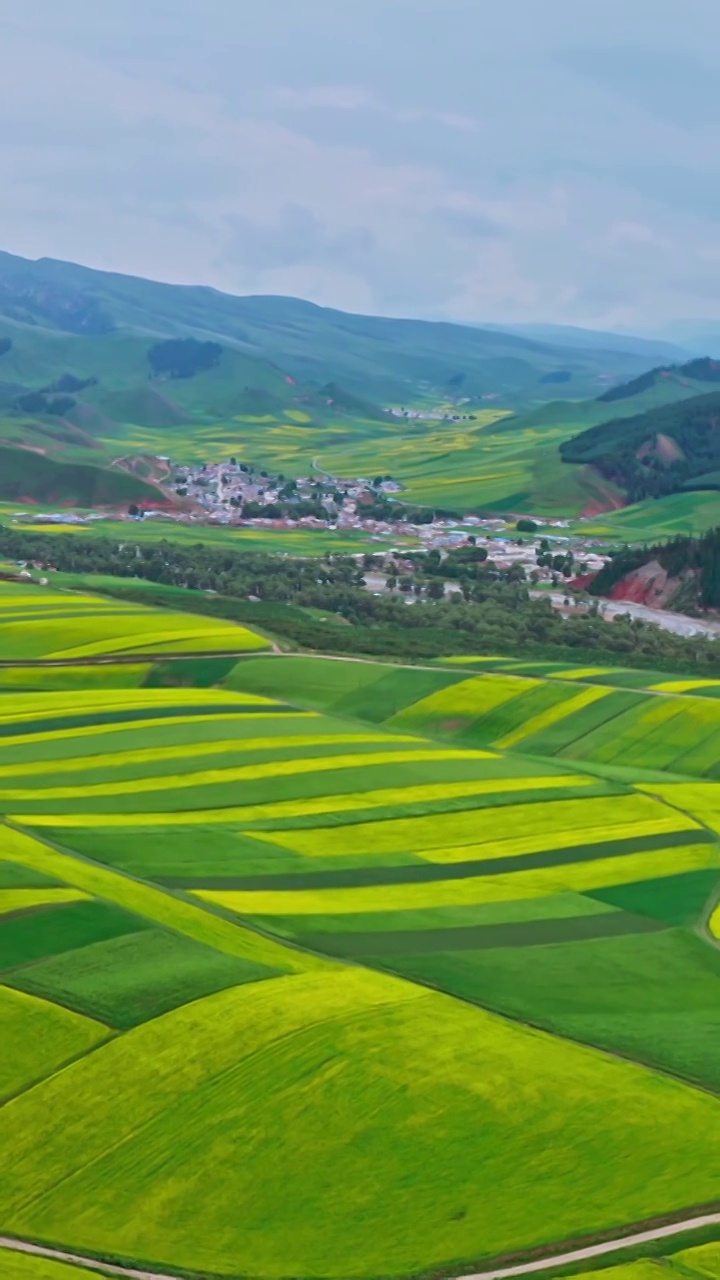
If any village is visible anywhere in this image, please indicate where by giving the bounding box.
[16,454,611,584]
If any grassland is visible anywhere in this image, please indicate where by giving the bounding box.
[0,602,719,1280]
[571,491,720,542]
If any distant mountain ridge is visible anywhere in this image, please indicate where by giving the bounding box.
[477,321,690,364]
[0,249,670,405]
[2,247,720,521]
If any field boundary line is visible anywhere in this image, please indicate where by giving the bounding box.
[633,787,720,948]
[456,1211,720,1280]
[2,1212,720,1280]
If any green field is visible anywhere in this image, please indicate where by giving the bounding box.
[8,514,420,555]
[564,1242,720,1280]
[571,491,720,541]
[0,584,719,1280]
[0,1251,116,1279]
[0,579,269,659]
[221,655,720,778]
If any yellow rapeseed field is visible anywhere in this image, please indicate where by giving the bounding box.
[0,748,486,802]
[196,843,717,916]
[0,888,90,916]
[252,793,692,859]
[495,686,612,749]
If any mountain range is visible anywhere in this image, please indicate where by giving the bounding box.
[0,248,718,522]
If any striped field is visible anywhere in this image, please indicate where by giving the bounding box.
[0,621,719,1277]
[0,579,269,659]
[226,655,720,779]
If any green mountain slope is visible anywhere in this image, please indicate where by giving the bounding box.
[0,445,164,507]
[2,249,719,522]
[561,389,720,501]
[0,250,665,404]
[482,322,689,363]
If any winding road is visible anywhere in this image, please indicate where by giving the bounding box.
[2,1211,720,1280]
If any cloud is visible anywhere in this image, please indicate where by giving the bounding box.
[220,205,375,275]
[272,85,481,133]
[2,0,720,328]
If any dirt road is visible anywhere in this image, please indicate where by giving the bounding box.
[459,1212,720,1280]
[536,591,720,639]
[2,1212,720,1280]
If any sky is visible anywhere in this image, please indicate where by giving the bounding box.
[2,0,720,330]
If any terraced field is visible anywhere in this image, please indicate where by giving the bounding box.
[227,656,720,779]
[0,580,269,660]
[1,630,719,1279]
[439,655,720,696]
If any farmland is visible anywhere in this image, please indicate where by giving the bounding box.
[0,579,270,660]
[0,586,719,1280]
[223,655,720,777]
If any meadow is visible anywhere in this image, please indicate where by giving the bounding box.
[570,491,720,543]
[0,596,719,1280]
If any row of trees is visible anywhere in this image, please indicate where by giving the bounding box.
[2,525,719,673]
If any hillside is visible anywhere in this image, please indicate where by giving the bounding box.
[0,445,169,508]
[589,528,720,611]
[561,387,720,501]
[2,251,720,522]
[482,322,689,363]
[0,250,666,404]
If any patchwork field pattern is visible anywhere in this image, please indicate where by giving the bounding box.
[441,655,720,698]
[224,655,720,777]
[0,649,719,1279]
[0,579,269,659]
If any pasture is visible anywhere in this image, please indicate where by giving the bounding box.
[0,628,719,1278]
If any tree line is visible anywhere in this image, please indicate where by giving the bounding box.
[1,524,718,673]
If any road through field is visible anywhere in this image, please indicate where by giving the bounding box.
[537,591,720,639]
[3,1212,720,1280]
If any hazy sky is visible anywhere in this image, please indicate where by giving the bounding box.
[2,0,720,328]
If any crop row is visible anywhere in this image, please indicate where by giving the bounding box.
[0,580,268,658]
[1,669,719,1280]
